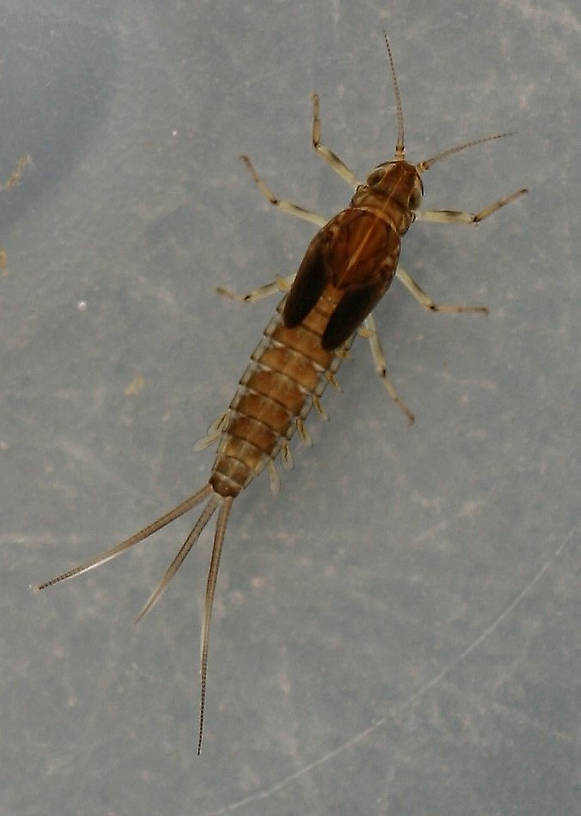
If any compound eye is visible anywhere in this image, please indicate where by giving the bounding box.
[367,168,385,187]
[409,180,424,210]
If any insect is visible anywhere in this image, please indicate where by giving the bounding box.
[34,34,526,754]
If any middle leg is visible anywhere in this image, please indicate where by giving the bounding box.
[240,155,327,227]
[414,187,527,225]
[396,266,488,314]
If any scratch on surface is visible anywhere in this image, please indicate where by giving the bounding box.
[55,437,144,501]
[124,373,145,397]
[499,0,581,72]
[412,519,449,545]
[202,526,578,816]
[0,534,60,547]
[500,0,581,32]
[457,487,494,519]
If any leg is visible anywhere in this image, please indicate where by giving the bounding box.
[240,155,327,227]
[362,314,415,424]
[415,187,527,225]
[311,93,360,187]
[216,273,294,303]
[396,266,488,314]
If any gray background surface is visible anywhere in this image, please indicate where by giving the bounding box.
[2,1,579,815]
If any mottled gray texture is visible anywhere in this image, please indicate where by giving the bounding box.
[1,1,579,815]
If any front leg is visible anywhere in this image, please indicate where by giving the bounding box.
[311,93,360,187]
[415,187,527,225]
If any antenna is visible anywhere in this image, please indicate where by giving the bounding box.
[416,131,516,174]
[383,30,405,160]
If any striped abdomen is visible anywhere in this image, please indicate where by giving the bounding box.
[209,288,348,498]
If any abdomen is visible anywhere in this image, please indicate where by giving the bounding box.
[210,289,347,498]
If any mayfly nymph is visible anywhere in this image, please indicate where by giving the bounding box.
[34,34,526,753]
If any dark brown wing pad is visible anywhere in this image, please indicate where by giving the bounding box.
[284,210,400,350]
[283,231,330,328]
[322,285,384,349]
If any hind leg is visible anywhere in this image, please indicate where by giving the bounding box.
[216,273,295,304]
[361,313,415,424]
